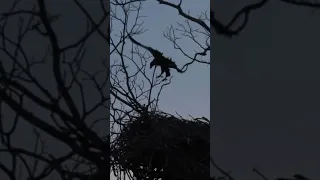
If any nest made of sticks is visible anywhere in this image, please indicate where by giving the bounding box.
[112,111,210,180]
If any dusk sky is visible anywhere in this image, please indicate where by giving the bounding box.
[111,0,210,119]
[212,1,320,180]
[149,0,210,119]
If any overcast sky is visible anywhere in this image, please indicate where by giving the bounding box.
[115,0,210,119]
[212,1,320,180]
[151,0,210,119]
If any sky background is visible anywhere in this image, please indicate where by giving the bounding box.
[146,0,210,119]
[111,0,210,119]
[212,1,320,180]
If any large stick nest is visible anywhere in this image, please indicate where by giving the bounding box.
[112,111,210,180]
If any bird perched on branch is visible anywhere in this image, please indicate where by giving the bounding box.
[128,35,183,79]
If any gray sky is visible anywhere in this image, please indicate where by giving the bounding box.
[125,0,210,118]
[212,1,320,180]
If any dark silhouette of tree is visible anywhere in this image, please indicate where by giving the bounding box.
[211,1,320,180]
[0,0,109,179]
[1,0,318,179]
[212,0,320,38]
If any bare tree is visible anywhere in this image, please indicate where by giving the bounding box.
[212,0,320,38]
[158,0,210,69]
[0,0,109,179]
[0,0,210,179]
[110,0,210,180]
[211,1,320,180]
[109,0,210,115]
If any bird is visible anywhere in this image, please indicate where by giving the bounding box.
[128,35,183,79]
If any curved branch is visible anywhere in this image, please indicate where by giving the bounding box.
[157,0,209,32]
[211,0,268,38]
